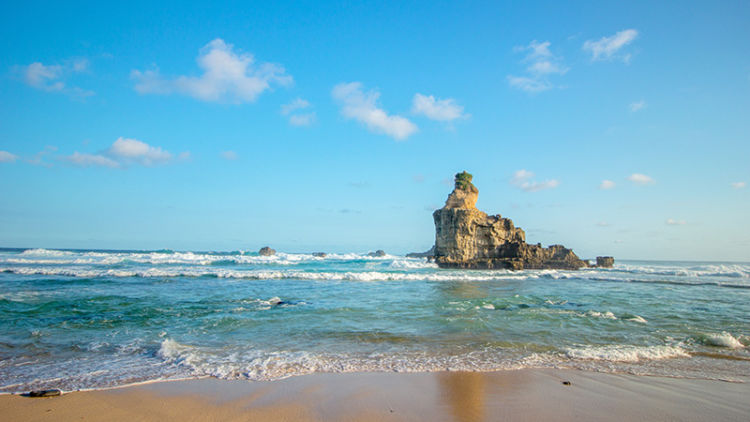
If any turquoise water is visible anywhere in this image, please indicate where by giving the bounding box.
[1,248,749,393]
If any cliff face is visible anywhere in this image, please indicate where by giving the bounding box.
[432,172,588,270]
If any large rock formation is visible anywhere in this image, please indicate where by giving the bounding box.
[432,172,588,270]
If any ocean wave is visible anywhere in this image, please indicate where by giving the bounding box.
[0,266,536,282]
[563,345,690,362]
[614,263,750,279]
[5,250,409,266]
[694,332,746,349]
[155,338,538,381]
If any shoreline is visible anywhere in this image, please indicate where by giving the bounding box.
[2,368,749,421]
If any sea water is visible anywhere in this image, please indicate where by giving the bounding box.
[0,247,748,393]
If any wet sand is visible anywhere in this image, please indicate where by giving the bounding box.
[1,369,748,421]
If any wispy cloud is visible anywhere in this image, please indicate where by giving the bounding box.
[15,58,94,98]
[508,40,568,93]
[220,150,238,160]
[288,113,316,126]
[281,98,316,126]
[599,180,616,190]
[629,100,646,112]
[281,98,310,115]
[665,218,686,226]
[596,221,612,227]
[348,181,370,189]
[627,173,654,185]
[63,137,185,168]
[583,29,638,62]
[0,151,19,163]
[27,145,58,167]
[731,181,746,189]
[132,39,292,103]
[332,82,417,140]
[511,169,560,192]
[411,93,467,121]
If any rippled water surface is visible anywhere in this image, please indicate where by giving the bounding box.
[1,247,748,392]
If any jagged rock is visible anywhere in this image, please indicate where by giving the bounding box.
[406,245,435,258]
[596,256,614,268]
[258,246,276,256]
[432,172,588,270]
[312,252,327,258]
[367,250,386,257]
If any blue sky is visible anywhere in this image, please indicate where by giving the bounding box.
[1,1,748,260]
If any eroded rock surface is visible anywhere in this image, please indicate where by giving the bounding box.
[432,172,588,270]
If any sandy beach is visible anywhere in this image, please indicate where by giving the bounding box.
[2,369,748,421]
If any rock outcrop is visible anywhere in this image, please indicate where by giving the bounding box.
[432,172,588,270]
[596,256,614,268]
[258,246,276,256]
[367,250,386,257]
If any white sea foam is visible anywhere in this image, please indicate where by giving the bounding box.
[625,315,648,324]
[582,310,617,320]
[564,345,690,362]
[389,259,438,269]
[0,266,534,282]
[3,250,413,267]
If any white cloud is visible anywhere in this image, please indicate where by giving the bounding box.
[281,98,310,115]
[583,29,639,62]
[665,218,686,226]
[23,62,64,91]
[332,82,417,140]
[731,181,746,189]
[63,137,183,168]
[599,180,616,189]
[288,113,316,126]
[108,137,172,165]
[627,173,654,185]
[411,93,467,121]
[132,39,292,103]
[0,151,19,163]
[508,40,568,93]
[596,221,612,227]
[221,150,238,160]
[281,98,315,126]
[511,169,560,192]
[629,100,646,112]
[64,152,120,168]
[17,60,93,97]
[507,76,552,93]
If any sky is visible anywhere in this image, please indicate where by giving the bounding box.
[1,1,749,261]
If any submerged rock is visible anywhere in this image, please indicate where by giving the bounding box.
[258,246,276,256]
[431,172,589,270]
[596,256,615,268]
[367,250,386,257]
[406,245,436,258]
[312,252,327,258]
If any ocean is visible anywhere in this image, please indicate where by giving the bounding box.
[1,247,748,393]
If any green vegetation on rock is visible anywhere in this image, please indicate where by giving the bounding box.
[454,171,477,192]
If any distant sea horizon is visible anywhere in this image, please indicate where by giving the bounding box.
[1,247,747,265]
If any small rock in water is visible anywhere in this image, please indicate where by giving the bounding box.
[27,389,62,397]
[268,297,285,306]
[367,250,386,257]
[258,246,276,256]
[562,381,572,386]
[312,252,327,257]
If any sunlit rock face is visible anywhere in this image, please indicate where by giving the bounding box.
[432,172,588,270]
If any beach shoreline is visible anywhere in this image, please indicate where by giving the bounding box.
[2,368,748,421]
